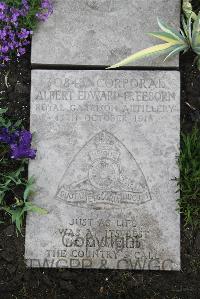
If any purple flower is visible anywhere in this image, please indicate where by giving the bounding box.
[0,127,36,160]
[1,45,9,53]
[20,0,29,16]
[0,3,6,10]
[0,0,53,66]
[17,47,26,56]
[17,28,31,39]
[0,128,11,143]
[36,0,53,21]
[10,130,36,160]
[0,128,19,144]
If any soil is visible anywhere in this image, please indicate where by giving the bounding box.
[0,43,200,299]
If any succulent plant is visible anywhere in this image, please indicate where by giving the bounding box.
[108,10,200,70]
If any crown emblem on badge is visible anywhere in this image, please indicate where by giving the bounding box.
[89,131,120,162]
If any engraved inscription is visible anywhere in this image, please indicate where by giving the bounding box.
[32,76,178,126]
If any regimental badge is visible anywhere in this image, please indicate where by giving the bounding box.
[56,131,152,209]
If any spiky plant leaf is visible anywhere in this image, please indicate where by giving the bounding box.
[107,43,178,69]
[157,18,185,42]
[181,15,192,44]
[164,44,189,61]
[182,0,197,21]
[108,17,192,69]
[148,32,182,43]
[192,13,200,55]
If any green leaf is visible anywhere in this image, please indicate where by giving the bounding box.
[192,13,200,55]
[0,108,7,115]
[196,56,200,70]
[5,176,22,185]
[14,119,22,128]
[164,44,189,61]
[23,181,34,201]
[3,207,23,233]
[182,16,188,39]
[0,195,4,205]
[24,202,47,215]
[182,0,197,21]
[177,127,200,229]
[107,17,190,69]
[107,43,176,69]
[23,187,30,201]
[188,16,192,44]
[157,18,185,42]
[148,32,180,43]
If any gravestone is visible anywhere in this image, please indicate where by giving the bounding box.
[25,70,180,270]
[31,0,180,67]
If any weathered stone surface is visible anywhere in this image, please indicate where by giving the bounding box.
[31,0,180,67]
[25,70,180,270]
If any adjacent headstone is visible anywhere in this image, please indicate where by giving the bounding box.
[31,0,180,67]
[25,70,180,270]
